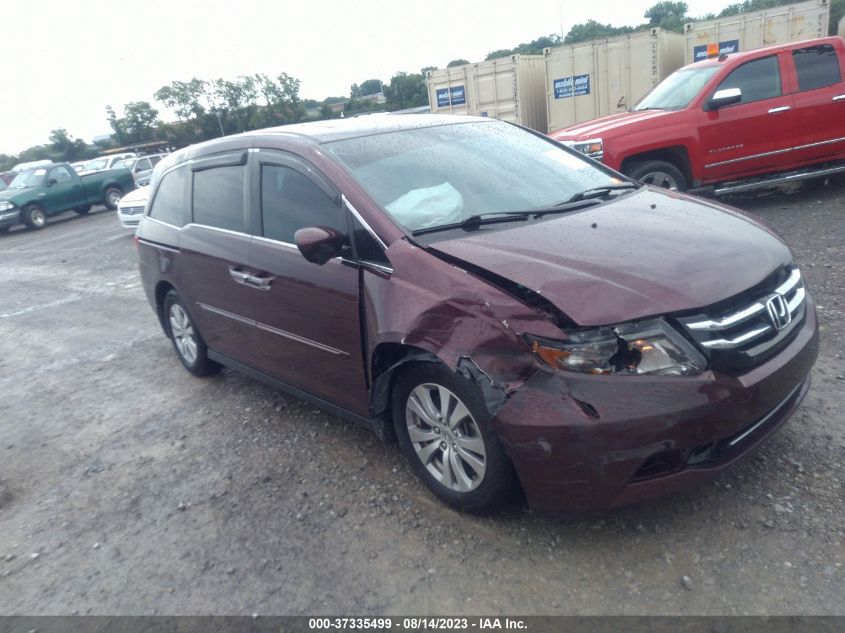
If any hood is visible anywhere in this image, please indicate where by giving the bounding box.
[550,109,677,141]
[0,188,29,204]
[118,185,149,206]
[429,188,792,327]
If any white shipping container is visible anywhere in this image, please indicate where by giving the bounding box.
[839,15,844,38]
[544,28,685,134]
[426,55,547,133]
[684,0,830,64]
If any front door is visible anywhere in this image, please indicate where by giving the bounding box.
[698,53,795,182]
[43,165,83,213]
[247,150,369,416]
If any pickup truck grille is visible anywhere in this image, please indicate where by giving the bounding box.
[676,266,806,373]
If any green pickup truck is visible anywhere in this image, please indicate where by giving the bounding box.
[0,162,135,232]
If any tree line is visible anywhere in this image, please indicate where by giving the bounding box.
[3,0,842,171]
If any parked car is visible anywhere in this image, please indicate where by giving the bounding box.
[0,162,134,231]
[11,159,53,172]
[136,114,817,514]
[113,154,166,186]
[70,161,88,173]
[79,153,138,174]
[116,185,149,229]
[551,36,845,195]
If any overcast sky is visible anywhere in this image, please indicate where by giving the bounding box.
[2,0,739,155]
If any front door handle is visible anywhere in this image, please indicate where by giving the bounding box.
[228,267,251,283]
[833,94,845,101]
[768,106,791,114]
[245,273,274,290]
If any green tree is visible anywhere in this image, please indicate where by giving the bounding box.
[122,101,161,142]
[351,79,383,98]
[485,48,514,60]
[48,128,87,161]
[383,72,428,110]
[564,20,633,44]
[154,78,208,121]
[447,59,470,67]
[645,1,688,31]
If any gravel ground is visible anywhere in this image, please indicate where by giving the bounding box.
[0,180,842,616]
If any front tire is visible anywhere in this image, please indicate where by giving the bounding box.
[392,362,517,514]
[104,187,123,210]
[626,160,687,191]
[22,204,47,230]
[163,290,221,377]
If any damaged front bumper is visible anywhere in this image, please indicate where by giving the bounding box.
[491,299,819,513]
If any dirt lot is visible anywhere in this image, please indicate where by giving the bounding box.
[0,180,843,616]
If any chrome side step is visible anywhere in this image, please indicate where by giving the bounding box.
[711,162,845,196]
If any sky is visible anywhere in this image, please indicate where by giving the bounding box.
[1,0,740,155]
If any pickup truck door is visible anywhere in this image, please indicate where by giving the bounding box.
[788,42,845,164]
[698,53,795,182]
[43,165,83,213]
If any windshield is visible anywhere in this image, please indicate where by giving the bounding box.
[84,159,109,171]
[326,121,617,233]
[113,159,135,170]
[634,65,721,111]
[9,168,46,189]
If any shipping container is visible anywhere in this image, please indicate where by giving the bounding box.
[839,15,844,38]
[684,0,830,64]
[544,28,685,134]
[425,55,547,133]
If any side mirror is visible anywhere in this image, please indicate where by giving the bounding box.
[706,87,742,111]
[46,178,57,187]
[294,226,346,265]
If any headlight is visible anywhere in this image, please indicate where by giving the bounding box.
[566,138,603,161]
[0,201,15,212]
[526,319,706,376]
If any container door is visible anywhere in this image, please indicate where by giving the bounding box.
[697,53,795,181]
[788,42,845,164]
[247,150,369,416]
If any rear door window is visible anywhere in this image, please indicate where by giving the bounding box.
[793,44,841,92]
[192,165,247,233]
[260,164,344,243]
[714,55,781,105]
[147,165,188,227]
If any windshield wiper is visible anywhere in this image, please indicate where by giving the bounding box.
[411,212,529,236]
[559,183,638,205]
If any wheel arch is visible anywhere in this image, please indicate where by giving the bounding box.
[620,146,693,188]
[154,280,177,335]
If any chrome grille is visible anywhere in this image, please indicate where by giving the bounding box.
[120,206,145,216]
[678,266,807,372]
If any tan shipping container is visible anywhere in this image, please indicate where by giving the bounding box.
[544,28,685,134]
[684,0,830,64]
[425,55,547,133]
[839,15,844,38]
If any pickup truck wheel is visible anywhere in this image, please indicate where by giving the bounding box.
[74,205,91,215]
[392,362,518,514]
[104,187,123,210]
[163,290,221,377]
[626,160,687,192]
[22,204,47,230]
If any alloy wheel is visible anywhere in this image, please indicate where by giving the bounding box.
[405,383,487,492]
[169,303,198,365]
[641,171,680,190]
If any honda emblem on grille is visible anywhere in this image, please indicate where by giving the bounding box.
[765,293,791,330]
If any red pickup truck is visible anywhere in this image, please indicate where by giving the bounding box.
[551,36,845,195]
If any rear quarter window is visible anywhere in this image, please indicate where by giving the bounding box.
[147,165,188,227]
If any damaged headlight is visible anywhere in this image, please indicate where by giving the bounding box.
[526,319,706,376]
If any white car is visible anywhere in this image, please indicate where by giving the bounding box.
[116,185,149,230]
[80,153,138,174]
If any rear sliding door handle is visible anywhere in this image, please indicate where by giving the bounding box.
[833,95,845,101]
[768,106,791,114]
[228,268,251,283]
[245,274,274,290]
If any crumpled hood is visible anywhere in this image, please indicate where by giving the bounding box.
[430,188,792,326]
[550,109,676,140]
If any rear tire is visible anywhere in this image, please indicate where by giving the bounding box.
[626,160,687,191]
[163,290,221,377]
[22,204,47,230]
[392,362,517,514]
[104,187,123,210]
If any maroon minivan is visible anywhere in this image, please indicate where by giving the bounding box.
[136,115,818,514]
